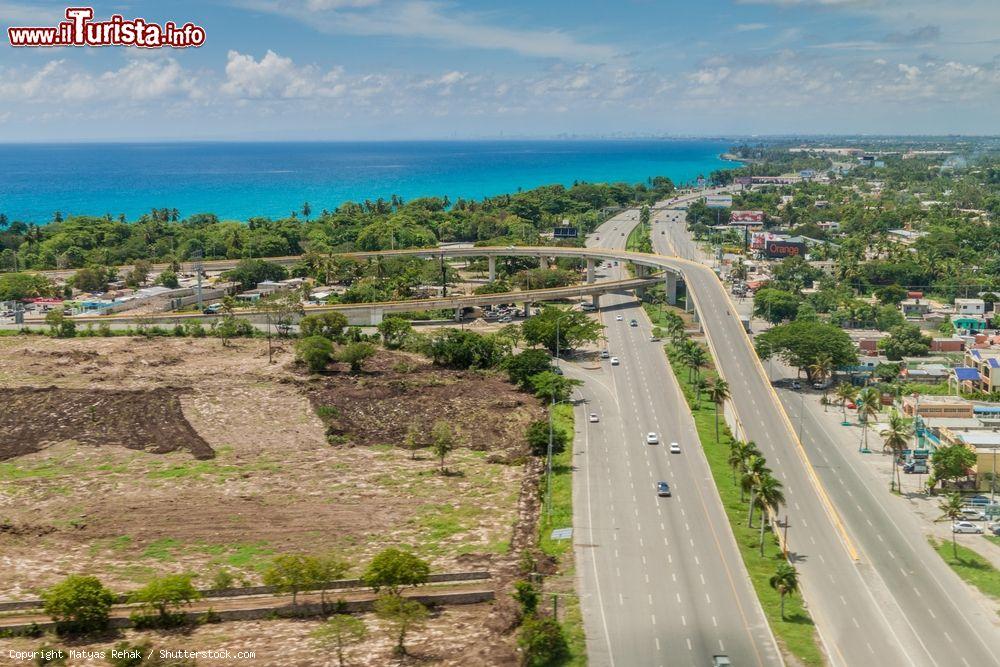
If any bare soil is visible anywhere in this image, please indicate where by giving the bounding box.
[0,335,544,663]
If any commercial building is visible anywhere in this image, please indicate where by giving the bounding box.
[901,395,974,420]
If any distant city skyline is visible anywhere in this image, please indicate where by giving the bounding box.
[1,0,998,141]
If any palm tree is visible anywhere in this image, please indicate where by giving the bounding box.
[742,454,771,527]
[936,492,965,559]
[809,352,834,405]
[707,378,731,442]
[727,440,747,485]
[769,562,799,620]
[834,383,858,425]
[856,387,882,453]
[686,345,709,385]
[882,410,913,493]
[693,377,708,409]
[755,474,785,555]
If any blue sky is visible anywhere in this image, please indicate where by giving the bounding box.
[0,0,998,140]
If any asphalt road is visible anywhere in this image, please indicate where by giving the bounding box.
[570,203,782,667]
[649,206,1000,667]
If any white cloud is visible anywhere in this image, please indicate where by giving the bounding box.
[239,0,618,62]
[222,50,342,99]
[735,23,769,32]
[0,58,199,103]
[0,1,62,23]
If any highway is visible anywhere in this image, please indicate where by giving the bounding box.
[649,206,1000,666]
[570,204,782,667]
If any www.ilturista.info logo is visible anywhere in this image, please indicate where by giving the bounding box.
[7,7,205,48]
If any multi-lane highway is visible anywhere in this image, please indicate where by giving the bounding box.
[570,205,782,667]
[648,202,1000,667]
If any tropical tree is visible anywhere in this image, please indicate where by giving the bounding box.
[374,595,428,657]
[856,387,882,452]
[834,383,858,423]
[755,474,785,555]
[936,492,965,559]
[707,378,731,442]
[312,614,368,667]
[42,575,115,635]
[684,344,709,384]
[809,352,834,392]
[769,563,799,620]
[742,454,771,527]
[882,410,913,493]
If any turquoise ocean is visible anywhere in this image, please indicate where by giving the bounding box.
[0,140,735,223]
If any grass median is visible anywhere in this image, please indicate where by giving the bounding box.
[647,304,824,666]
[538,402,586,665]
[929,537,1000,601]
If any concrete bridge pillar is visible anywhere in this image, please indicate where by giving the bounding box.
[522,302,531,318]
[591,294,600,310]
[586,258,596,284]
[370,307,384,325]
[454,307,463,321]
[488,256,496,282]
[665,272,677,306]
[539,256,548,270]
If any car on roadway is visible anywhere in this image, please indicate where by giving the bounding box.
[649,335,661,342]
[959,507,987,521]
[656,481,671,497]
[953,521,983,534]
[629,319,638,327]
[712,656,732,667]
[646,432,659,444]
[669,442,681,454]
[615,314,624,321]
[589,413,599,423]
[610,357,620,366]
[791,380,801,390]
[600,350,610,359]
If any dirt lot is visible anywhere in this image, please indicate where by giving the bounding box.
[0,335,544,662]
[0,604,510,666]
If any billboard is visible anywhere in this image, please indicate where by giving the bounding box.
[765,240,806,258]
[705,194,733,209]
[730,210,764,224]
[553,226,578,238]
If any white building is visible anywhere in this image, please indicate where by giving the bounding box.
[955,298,985,316]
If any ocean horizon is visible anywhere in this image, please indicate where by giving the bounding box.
[0,139,736,224]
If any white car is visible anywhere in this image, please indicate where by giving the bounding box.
[610,357,620,366]
[615,314,624,321]
[952,521,983,534]
[589,413,599,423]
[646,432,659,444]
[669,442,681,454]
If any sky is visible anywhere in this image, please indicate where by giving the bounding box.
[0,0,998,141]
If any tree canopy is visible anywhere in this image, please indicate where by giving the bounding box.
[755,319,857,379]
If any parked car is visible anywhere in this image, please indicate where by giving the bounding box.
[629,319,638,327]
[616,314,624,321]
[589,413,599,423]
[610,357,620,366]
[960,507,987,520]
[966,495,991,506]
[669,442,681,454]
[656,481,671,497]
[646,432,659,444]
[600,350,610,359]
[791,380,801,390]
[649,335,661,342]
[990,523,1000,536]
[952,521,983,534]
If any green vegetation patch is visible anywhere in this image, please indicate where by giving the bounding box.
[929,537,1000,601]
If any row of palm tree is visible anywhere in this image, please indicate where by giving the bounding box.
[727,439,787,556]
[834,381,917,491]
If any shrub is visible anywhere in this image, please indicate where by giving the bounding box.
[362,548,430,596]
[41,575,115,635]
[127,574,200,628]
[296,335,334,372]
[518,616,569,667]
[300,312,348,340]
[526,420,567,457]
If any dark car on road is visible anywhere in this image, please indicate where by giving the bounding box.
[656,481,671,497]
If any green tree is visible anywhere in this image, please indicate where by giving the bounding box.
[373,594,428,657]
[213,315,254,347]
[402,423,423,460]
[376,316,413,349]
[882,410,913,492]
[430,420,457,473]
[834,383,858,423]
[296,335,334,373]
[304,554,351,611]
[223,258,288,290]
[521,306,603,354]
[878,323,931,361]
[755,320,857,380]
[930,445,977,491]
[707,378,730,442]
[429,329,509,369]
[512,580,539,617]
[874,284,907,305]
[42,575,115,635]
[528,371,582,403]
[753,288,802,323]
[526,419,568,457]
[504,349,553,388]
[362,548,430,597]
[312,614,368,667]
[754,474,785,555]
[937,492,966,558]
[769,563,799,620]
[337,342,376,372]
[856,387,882,452]
[518,616,570,667]
[300,312,348,340]
[262,554,311,605]
[44,309,75,338]
[127,574,200,628]
[157,269,179,289]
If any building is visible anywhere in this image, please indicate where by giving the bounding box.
[965,349,1000,392]
[953,315,988,333]
[955,298,985,316]
[953,432,1000,490]
[901,364,950,384]
[901,298,931,318]
[901,395,974,420]
[931,337,965,353]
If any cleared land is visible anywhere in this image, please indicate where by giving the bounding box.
[0,335,544,663]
